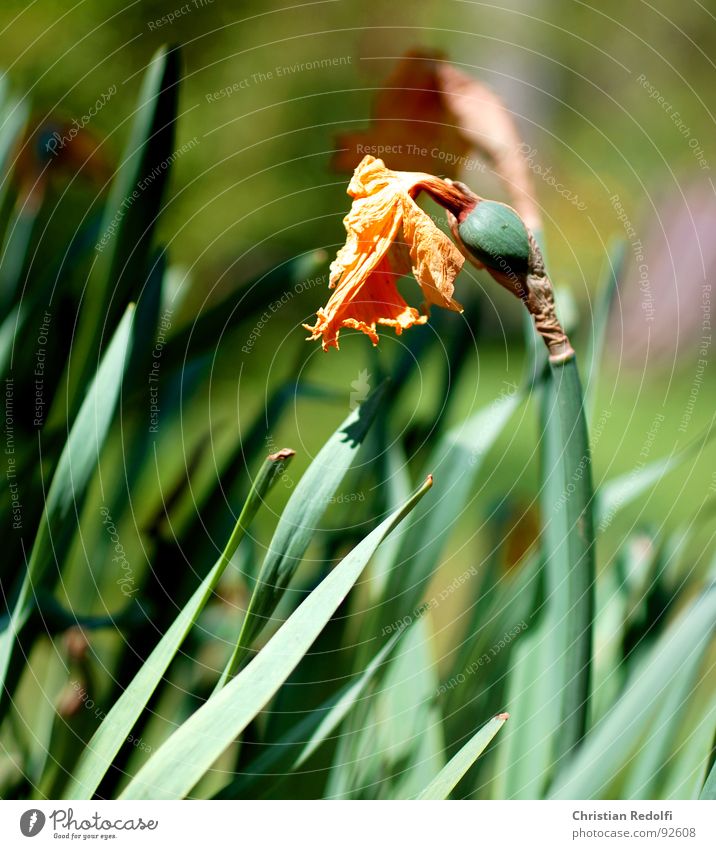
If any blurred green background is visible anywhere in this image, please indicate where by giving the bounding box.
[1,1,715,802]
[2,0,714,608]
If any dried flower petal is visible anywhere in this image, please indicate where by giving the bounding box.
[305,156,469,350]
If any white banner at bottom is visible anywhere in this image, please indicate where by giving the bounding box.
[0,799,714,848]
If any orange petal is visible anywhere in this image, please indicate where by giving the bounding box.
[400,194,464,312]
[307,156,470,350]
[304,255,426,350]
[325,157,408,293]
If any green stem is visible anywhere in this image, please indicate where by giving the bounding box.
[540,356,595,764]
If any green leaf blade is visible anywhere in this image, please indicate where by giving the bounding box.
[219,382,387,682]
[119,476,432,799]
[54,46,181,423]
[418,713,508,800]
[550,586,716,799]
[64,449,295,800]
[0,304,135,712]
[539,357,595,765]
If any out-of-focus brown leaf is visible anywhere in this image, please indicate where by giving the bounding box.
[436,63,540,230]
[333,50,540,230]
[333,50,470,177]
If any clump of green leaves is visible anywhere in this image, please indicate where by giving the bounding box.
[0,48,714,802]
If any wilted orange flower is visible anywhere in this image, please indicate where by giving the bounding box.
[305,155,477,350]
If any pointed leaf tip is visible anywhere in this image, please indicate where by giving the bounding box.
[268,448,295,462]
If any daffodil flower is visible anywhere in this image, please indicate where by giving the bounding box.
[304,155,476,350]
[308,155,573,362]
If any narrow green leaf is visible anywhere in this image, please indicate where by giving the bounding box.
[295,624,408,769]
[0,303,22,373]
[374,386,522,635]
[539,357,595,763]
[64,449,295,800]
[0,199,40,314]
[622,643,705,799]
[493,617,559,799]
[550,585,716,798]
[0,92,27,173]
[585,239,626,418]
[365,440,411,604]
[700,758,716,800]
[444,548,541,712]
[52,46,180,424]
[218,382,387,683]
[176,378,343,566]
[418,713,508,800]
[0,305,135,710]
[662,702,716,800]
[0,92,28,219]
[119,477,432,799]
[327,616,444,800]
[213,619,412,799]
[589,557,629,724]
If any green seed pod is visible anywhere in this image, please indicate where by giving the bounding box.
[457,200,531,276]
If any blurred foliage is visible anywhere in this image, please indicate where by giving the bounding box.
[2,0,714,293]
[0,0,714,801]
